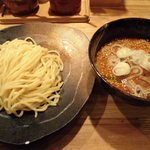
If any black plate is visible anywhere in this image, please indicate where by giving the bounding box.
[0,22,95,145]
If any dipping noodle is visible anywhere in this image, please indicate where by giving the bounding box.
[0,37,63,117]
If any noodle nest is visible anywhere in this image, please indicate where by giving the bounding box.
[0,38,63,117]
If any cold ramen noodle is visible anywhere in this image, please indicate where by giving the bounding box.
[96,38,150,99]
[0,38,63,117]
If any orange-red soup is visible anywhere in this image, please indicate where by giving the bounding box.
[96,38,150,99]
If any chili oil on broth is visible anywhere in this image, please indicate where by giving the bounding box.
[96,38,150,100]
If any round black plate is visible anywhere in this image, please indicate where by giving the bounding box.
[0,22,95,145]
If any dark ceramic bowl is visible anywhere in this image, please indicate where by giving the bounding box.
[89,18,150,105]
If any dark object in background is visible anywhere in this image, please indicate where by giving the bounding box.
[88,18,150,105]
[2,0,39,16]
[0,0,3,6]
[49,0,81,15]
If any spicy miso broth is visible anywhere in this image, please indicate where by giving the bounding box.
[96,38,150,99]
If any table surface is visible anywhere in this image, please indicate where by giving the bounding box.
[1,0,150,149]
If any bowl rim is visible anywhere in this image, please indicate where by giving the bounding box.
[88,17,150,103]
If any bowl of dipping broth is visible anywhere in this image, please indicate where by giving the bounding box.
[89,18,150,105]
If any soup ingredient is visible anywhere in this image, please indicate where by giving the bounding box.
[96,38,150,99]
[140,55,150,71]
[116,47,150,72]
[116,47,132,58]
[0,38,63,117]
[112,62,131,76]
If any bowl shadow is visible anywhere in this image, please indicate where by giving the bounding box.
[87,79,108,126]
[113,96,150,139]
[90,90,150,150]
